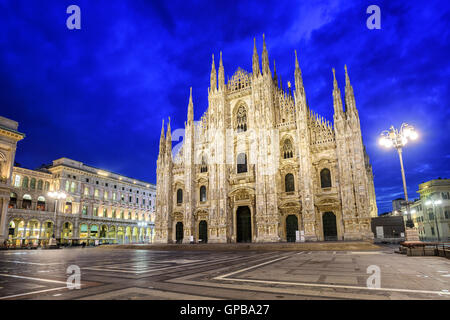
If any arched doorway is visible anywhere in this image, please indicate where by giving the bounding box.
[61,222,73,244]
[90,225,98,239]
[125,227,132,244]
[26,220,40,245]
[117,227,124,244]
[286,215,298,242]
[108,226,116,244]
[79,224,88,244]
[175,222,183,244]
[236,206,251,243]
[42,221,54,240]
[132,227,138,243]
[100,225,107,239]
[199,220,207,243]
[322,212,337,241]
[8,220,16,242]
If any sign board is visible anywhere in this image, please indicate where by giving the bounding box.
[376,226,384,239]
[300,236,305,242]
[190,235,194,242]
[295,231,300,242]
[95,240,99,246]
[400,232,405,238]
[300,230,305,236]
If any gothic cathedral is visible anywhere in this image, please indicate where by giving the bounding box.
[155,35,377,244]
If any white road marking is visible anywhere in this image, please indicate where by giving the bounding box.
[53,294,62,297]
[214,254,450,296]
[84,255,257,274]
[442,274,450,277]
[215,254,294,279]
[349,252,380,254]
[2,260,63,266]
[0,287,67,300]
[0,274,68,284]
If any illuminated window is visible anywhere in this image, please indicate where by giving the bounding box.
[84,187,89,196]
[82,205,87,216]
[64,201,72,214]
[37,196,46,211]
[14,175,21,187]
[70,181,76,193]
[113,193,116,201]
[104,191,108,200]
[94,189,99,198]
[65,180,70,192]
[93,207,98,216]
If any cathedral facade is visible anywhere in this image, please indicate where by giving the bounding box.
[155,36,377,244]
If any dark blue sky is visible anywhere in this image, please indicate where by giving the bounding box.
[0,0,449,213]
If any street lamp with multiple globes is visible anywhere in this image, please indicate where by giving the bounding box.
[424,199,442,241]
[379,123,418,229]
[47,191,67,241]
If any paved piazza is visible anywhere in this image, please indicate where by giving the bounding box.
[0,246,449,300]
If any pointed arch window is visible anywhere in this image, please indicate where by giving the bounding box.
[200,186,207,202]
[320,168,332,188]
[237,153,247,173]
[282,139,294,159]
[200,155,208,173]
[285,173,295,192]
[236,106,247,132]
[176,189,183,204]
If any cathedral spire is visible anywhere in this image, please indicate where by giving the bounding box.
[218,51,225,91]
[210,54,216,92]
[187,87,194,123]
[273,60,278,87]
[261,34,271,76]
[294,50,304,95]
[159,119,165,156]
[332,68,344,118]
[344,65,357,114]
[252,37,260,77]
[166,117,172,159]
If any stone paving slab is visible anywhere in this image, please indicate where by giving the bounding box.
[101,241,381,251]
[0,246,448,300]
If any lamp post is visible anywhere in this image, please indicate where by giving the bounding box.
[379,123,418,229]
[48,191,67,243]
[425,199,442,242]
